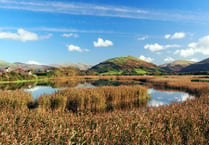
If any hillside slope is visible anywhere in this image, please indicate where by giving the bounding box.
[50,62,91,70]
[0,60,11,68]
[90,56,163,75]
[14,62,54,71]
[181,58,209,72]
[160,60,195,72]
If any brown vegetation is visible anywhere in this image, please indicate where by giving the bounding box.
[0,91,208,144]
[36,85,148,113]
[0,76,208,144]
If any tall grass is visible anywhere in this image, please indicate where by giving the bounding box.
[0,95,208,144]
[144,76,209,97]
[0,76,208,144]
[0,90,32,110]
[37,85,149,113]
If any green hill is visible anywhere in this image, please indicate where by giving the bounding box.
[90,56,163,75]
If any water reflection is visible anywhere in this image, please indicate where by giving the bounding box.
[75,82,95,88]
[36,85,149,113]
[25,86,62,99]
[148,88,194,107]
[24,83,95,99]
[0,79,196,112]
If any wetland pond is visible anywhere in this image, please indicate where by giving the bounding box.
[1,79,195,111]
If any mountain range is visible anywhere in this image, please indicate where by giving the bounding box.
[0,61,91,72]
[1,56,209,74]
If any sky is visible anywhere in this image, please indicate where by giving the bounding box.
[0,0,209,65]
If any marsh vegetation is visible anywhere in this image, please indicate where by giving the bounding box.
[0,75,208,144]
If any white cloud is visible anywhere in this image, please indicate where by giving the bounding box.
[144,43,163,51]
[164,34,171,39]
[190,58,198,62]
[137,35,149,41]
[0,29,38,42]
[165,32,186,40]
[0,28,51,42]
[175,35,209,57]
[62,33,79,38]
[164,57,174,62]
[171,32,186,39]
[67,44,89,52]
[93,38,113,47]
[144,43,180,52]
[139,55,153,62]
[27,61,42,65]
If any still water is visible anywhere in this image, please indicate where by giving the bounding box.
[23,82,194,107]
[24,86,63,99]
[148,88,194,107]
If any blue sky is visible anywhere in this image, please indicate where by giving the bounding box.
[0,0,209,65]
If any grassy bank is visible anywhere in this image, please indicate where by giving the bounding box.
[0,77,50,84]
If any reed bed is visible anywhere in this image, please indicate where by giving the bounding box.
[145,76,209,97]
[0,95,208,144]
[0,76,208,144]
[37,85,149,113]
[0,90,32,110]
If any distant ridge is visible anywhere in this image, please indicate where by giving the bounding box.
[0,59,91,72]
[160,60,195,72]
[50,62,92,70]
[0,60,11,67]
[90,56,163,75]
[14,62,54,71]
[181,58,209,72]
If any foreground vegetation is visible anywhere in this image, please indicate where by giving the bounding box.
[0,90,208,144]
[0,76,208,144]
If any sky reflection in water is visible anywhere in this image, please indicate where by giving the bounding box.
[24,83,194,108]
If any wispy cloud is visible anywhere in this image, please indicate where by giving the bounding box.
[62,33,79,38]
[137,35,149,41]
[0,0,207,22]
[33,27,116,34]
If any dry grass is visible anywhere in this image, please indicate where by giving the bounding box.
[0,75,208,144]
[144,75,209,97]
[0,90,32,110]
[0,95,208,144]
[36,85,149,113]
